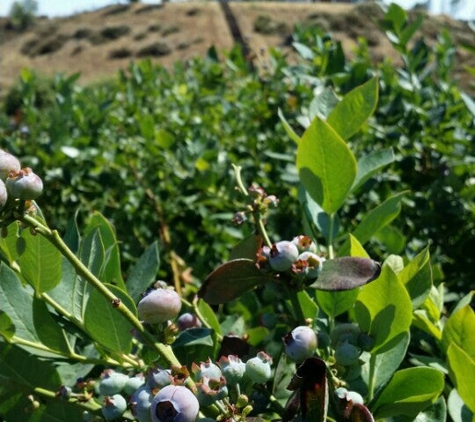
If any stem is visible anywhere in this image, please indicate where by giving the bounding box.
[367,354,377,401]
[255,212,272,248]
[327,213,335,259]
[33,387,101,413]
[287,287,306,325]
[20,214,184,372]
[232,164,249,196]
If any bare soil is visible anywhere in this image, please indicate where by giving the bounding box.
[0,1,474,94]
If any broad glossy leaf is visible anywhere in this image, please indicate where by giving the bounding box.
[441,305,475,360]
[447,342,475,413]
[198,259,269,304]
[316,290,359,318]
[83,284,135,354]
[372,367,444,418]
[296,290,319,321]
[197,299,222,336]
[355,264,412,353]
[448,388,473,422]
[348,233,370,258]
[173,328,217,366]
[327,77,379,141]
[339,192,407,256]
[361,332,410,396]
[0,263,69,356]
[83,212,125,289]
[80,229,105,278]
[0,221,20,265]
[287,357,328,422]
[229,234,262,261]
[126,240,160,302]
[17,224,62,293]
[0,311,15,341]
[352,148,395,192]
[309,257,381,291]
[278,108,301,144]
[308,86,339,120]
[297,116,357,215]
[398,246,432,308]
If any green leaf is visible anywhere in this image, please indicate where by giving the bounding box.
[198,259,269,305]
[327,77,379,141]
[197,299,222,336]
[80,229,105,278]
[173,328,217,366]
[308,87,340,120]
[310,257,381,291]
[138,114,155,141]
[16,225,62,293]
[348,233,370,258]
[398,246,432,308]
[0,342,62,390]
[297,116,357,215]
[373,225,406,255]
[297,290,319,320]
[355,264,412,353]
[156,128,175,149]
[442,306,475,360]
[361,332,410,396]
[448,343,475,413]
[339,192,407,256]
[126,241,160,303]
[316,290,359,318]
[278,108,301,144]
[352,148,395,192]
[0,221,20,265]
[0,263,69,355]
[0,311,15,341]
[229,234,262,261]
[372,367,444,418]
[448,388,474,422]
[84,213,125,290]
[83,284,135,354]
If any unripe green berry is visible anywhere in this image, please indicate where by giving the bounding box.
[296,252,325,279]
[124,374,145,395]
[6,167,43,200]
[245,351,272,384]
[292,235,317,253]
[334,342,360,367]
[218,355,246,386]
[0,150,20,181]
[101,394,127,421]
[137,288,181,324]
[99,370,128,396]
[283,326,318,362]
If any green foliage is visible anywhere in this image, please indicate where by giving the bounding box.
[0,5,474,420]
[8,0,38,30]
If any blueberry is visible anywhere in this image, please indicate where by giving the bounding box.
[0,150,20,181]
[245,352,272,384]
[192,358,222,381]
[292,235,317,253]
[0,179,8,210]
[150,385,199,422]
[330,323,361,347]
[99,370,128,396]
[283,326,318,362]
[124,374,145,395]
[334,342,360,367]
[177,313,202,330]
[196,376,228,407]
[137,288,182,324]
[146,367,172,389]
[101,394,127,421]
[5,167,43,200]
[268,241,299,272]
[218,355,246,386]
[130,385,153,422]
[296,252,325,279]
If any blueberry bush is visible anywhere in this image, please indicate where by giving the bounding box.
[0,3,474,422]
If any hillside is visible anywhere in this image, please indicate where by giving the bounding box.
[1,1,474,94]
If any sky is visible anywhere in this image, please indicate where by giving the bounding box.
[0,0,474,20]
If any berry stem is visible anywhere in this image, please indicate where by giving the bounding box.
[20,214,185,374]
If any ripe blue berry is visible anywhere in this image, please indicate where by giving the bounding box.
[130,385,153,422]
[283,326,318,362]
[268,241,299,272]
[99,370,128,396]
[0,150,20,181]
[137,288,181,324]
[6,167,43,200]
[146,367,172,389]
[218,355,246,386]
[177,313,202,330]
[245,352,272,384]
[101,394,127,421]
[150,385,199,422]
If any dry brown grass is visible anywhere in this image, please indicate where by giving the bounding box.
[0,1,473,94]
